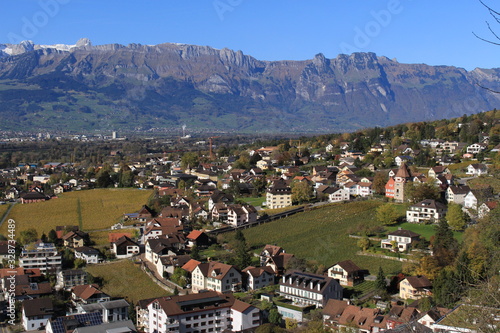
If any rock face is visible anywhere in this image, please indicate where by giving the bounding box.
[0,40,499,133]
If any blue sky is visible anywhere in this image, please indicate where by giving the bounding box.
[1,0,499,70]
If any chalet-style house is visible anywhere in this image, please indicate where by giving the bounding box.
[406,199,447,223]
[19,242,62,274]
[317,186,350,203]
[428,166,451,178]
[327,260,365,286]
[279,270,343,307]
[111,236,140,259]
[22,297,54,331]
[143,217,183,240]
[399,276,432,300]
[144,291,260,333]
[381,229,421,252]
[190,261,242,293]
[242,266,275,290]
[266,179,292,209]
[62,230,89,248]
[466,163,488,176]
[74,246,100,264]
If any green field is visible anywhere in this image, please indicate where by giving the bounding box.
[386,222,464,242]
[86,260,170,304]
[0,189,152,236]
[232,201,403,275]
[241,196,266,207]
[0,204,10,221]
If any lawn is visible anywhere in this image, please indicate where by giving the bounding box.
[386,222,464,242]
[86,259,170,304]
[241,196,266,207]
[0,189,152,236]
[0,204,10,221]
[228,201,403,275]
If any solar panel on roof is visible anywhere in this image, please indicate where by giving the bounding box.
[294,272,325,280]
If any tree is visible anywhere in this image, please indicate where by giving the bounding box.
[268,308,282,325]
[375,267,386,292]
[405,182,440,203]
[372,172,388,194]
[18,228,38,245]
[74,258,86,269]
[446,203,468,231]
[170,267,189,287]
[433,268,461,307]
[432,218,459,267]
[181,152,199,170]
[285,256,307,272]
[357,236,371,251]
[190,245,201,261]
[48,229,58,243]
[375,203,400,225]
[291,181,312,204]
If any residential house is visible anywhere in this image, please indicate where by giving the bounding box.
[145,238,178,264]
[279,270,343,307]
[186,230,211,248]
[322,299,387,332]
[19,242,62,274]
[74,246,100,264]
[111,236,140,259]
[155,254,191,277]
[22,297,54,331]
[343,181,373,197]
[72,284,110,305]
[62,230,89,248]
[211,202,229,222]
[45,312,103,333]
[242,266,275,290]
[266,179,292,209]
[466,163,488,176]
[78,299,130,323]
[317,186,350,202]
[20,191,47,204]
[260,245,294,276]
[381,229,421,251]
[395,155,414,166]
[399,276,432,300]
[464,188,493,210]
[417,307,451,330]
[145,291,260,333]
[57,269,88,290]
[406,199,447,223]
[466,143,487,154]
[428,166,451,179]
[190,261,242,293]
[327,260,365,287]
[143,217,183,240]
[446,185,471,205]
[226,204,257,227]
[478,201,498,219]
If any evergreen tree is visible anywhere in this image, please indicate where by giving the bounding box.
[375,267,387,292]
[48,229,58,243]
[433,269,461,308]
[268,308,282,325]
[433,219,458,267]
[190,245,201,261]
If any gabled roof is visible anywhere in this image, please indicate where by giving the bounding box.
[410,199,447,210]
[72,284,107,301]
[108,232,132,243]
[333,260,362,274]
[403,275,432,289]
[194,261,238,280]
[22,297,53,317]
[395,163,412,179]
[388,229,420,238]
[242,266,275,277]
[181,259,202,273]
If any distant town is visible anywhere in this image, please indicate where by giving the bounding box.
[0,110,499,332]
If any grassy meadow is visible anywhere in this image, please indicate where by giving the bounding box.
[86,260,170,304]
[229,201,403,275]
[88,228,139,247]
[0,189,152,236]
[0,204,10,221]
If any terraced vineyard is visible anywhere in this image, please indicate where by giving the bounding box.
[234,201,403,275]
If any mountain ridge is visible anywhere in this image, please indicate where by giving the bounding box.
[0,39,499,133]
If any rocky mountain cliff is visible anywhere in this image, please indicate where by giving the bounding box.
[0,39,499,133]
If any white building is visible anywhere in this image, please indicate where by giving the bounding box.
[242,266,275,290]
[146,291,259,333]
[381,229,421,252]
[466,163,488,176]
[19,242,61,274]
[190,261,242,293]
[74,246,100,264]
[227,204,257,227]
[279,270,343,308]
[406,199,447,223]
[22,298,53,331]
[266,179,292,209]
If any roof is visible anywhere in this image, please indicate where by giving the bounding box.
[71,320,136,333]
[194,261,238,280]
[395,163,412,179]
[186,230,204,240]
[404,276,432,289]
[262,244,284,257]
[181,259,202,273]
[72,284,107,300]
[108,233,132,243]
[281,270,340,294]
[410,199,447,210]
[242,266,275,277]
[333,260,363,273]
[81,299,129,312]
[48,312,103,333]
[22,297,53,317]
[388,229,420,238]
[74,246,100,255]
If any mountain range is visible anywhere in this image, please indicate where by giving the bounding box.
[0,38,499,133]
